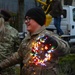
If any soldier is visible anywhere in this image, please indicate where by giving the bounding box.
[0,10,20,75]
[1,10,20,51]
[0,7,70,75]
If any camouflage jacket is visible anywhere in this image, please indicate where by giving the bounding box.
[0,26,70,75]
[0,22,20,61]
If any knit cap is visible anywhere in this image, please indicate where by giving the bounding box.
[25,7,46,26]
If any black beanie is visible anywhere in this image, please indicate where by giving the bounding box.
[1,10,11,21]
[25,7,46,26]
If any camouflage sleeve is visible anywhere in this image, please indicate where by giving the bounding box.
[45,30,70,57]
[52,35,70,57]
[0,52,20,69]
[13,32,21,52]
[0,43,23,70]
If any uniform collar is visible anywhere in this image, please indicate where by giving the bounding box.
[4,22,10,26]
[31,25,46,36]
[27,25,46,39]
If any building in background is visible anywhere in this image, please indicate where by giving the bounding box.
[0,0,36,14]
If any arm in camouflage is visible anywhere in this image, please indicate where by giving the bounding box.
[51,35,70,57]
[0,41,24,70]
[0,52,21,70]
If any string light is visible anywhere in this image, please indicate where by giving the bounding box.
[30,35,56,66]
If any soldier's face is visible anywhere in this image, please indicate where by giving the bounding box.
[25,16,41,33]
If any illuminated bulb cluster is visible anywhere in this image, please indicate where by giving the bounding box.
[30,35,55,66]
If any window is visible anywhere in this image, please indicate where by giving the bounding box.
[73,8,75,21]
[62,9,67,18]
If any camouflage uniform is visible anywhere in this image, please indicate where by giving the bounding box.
[0,26,69,75]
[0,22,20,75]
